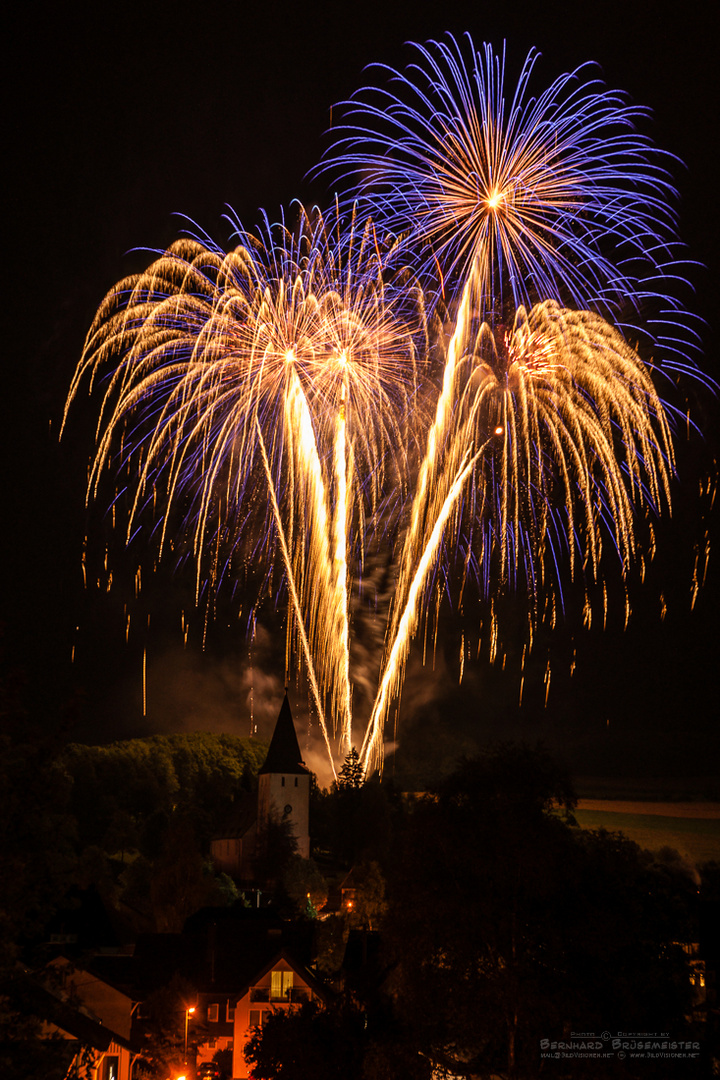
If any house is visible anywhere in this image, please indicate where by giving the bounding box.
[127,905,319,1075]
[10,956,137,1080]
[211,692,311,878]
[231,950,328,1079]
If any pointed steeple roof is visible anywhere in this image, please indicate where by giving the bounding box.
[259,693,310,775]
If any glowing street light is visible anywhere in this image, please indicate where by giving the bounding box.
[184,1006,195,1065]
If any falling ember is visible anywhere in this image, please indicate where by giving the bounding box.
[142,647,147,717]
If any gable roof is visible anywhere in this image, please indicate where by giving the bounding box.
[130,908,316,995]
[258,693,310,776]
[3,968,131,1052]
[233,948,330,1003]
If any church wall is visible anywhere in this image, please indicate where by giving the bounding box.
[257,772,310,859]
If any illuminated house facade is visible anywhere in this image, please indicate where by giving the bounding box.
[162,905,317,1076]
[231,951,326,1079]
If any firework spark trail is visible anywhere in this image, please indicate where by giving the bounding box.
[332,366,353,754]
[448,303,675,622]
[388,274,474,647]
[363,427,499,772]
[255,415,338,780]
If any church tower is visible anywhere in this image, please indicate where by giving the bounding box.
[257,693,311,859]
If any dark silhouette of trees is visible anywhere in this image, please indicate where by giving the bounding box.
[244,1000,369,1080]
[379,745,696,1078]
[0,673,79,1076]
[311,774,395,867]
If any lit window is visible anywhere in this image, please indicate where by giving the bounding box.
[207,1003,219,1022]
[102,1058,119,1080]
[270,970,293,999]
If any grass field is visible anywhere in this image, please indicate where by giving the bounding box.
[573,802,720,866]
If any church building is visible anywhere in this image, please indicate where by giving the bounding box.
[257,692,311,859]
[210,692,311,877]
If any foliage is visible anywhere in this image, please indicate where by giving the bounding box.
[61,732,266,852]
[0,685,77,965]
[211,1045,233,1074]
[311,775,396,867]
[244,999,367,1080]
[242,990,430,1079]
[0,674,77,1068]
[338,747,365,788]
[381,744,696,1078]
[148,816,231,932]
[345,861,387,931]
[56,732,267,929]
[254,809,299,894]
[133,973,198,1080]
[282,855,328,914]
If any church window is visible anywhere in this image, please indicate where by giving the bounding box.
[281,776,285,787]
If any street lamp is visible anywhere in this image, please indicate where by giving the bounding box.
[184,1006,195,1065]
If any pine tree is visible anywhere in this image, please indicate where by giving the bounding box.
[337,748,364,789]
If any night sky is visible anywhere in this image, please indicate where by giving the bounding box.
[4,0,718,783]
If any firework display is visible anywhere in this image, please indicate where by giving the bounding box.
[320,38,691,359]
[65,36,699,777]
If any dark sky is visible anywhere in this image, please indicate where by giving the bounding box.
[4,0,718,781]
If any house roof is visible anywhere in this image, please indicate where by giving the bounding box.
[210,791,257,840]
[3,968,131,1052]
[258,693,310,776]
[232,947,330,1004]
[130,908,315,995]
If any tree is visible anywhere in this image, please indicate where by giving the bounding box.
[0,675,77,1075]
[253,809,299,889]
[148,816,226,932]
[345,861,387,932]
[380,745,695,1079]
[282,855,328,915]
[61,732,267,856]
[338,748,365,789]
[244,1000,366,1080]
[311,775,396,867]
[133,974,199,1080]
